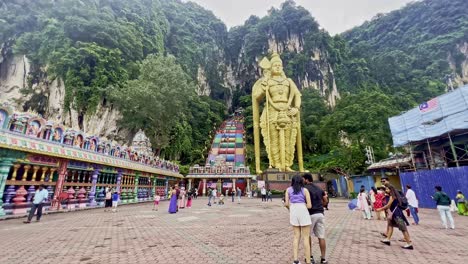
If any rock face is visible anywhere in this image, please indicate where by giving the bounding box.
[0,53,132,144]
[225,33,341,107]
[449,42,468,87]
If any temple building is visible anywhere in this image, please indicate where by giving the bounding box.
[0,103,182,217]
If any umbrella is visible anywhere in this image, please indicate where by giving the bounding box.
[348,199,358,210]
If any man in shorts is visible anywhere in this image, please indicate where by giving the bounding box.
[303,173,328,264]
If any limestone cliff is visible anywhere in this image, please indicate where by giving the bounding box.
[0,51,132,144]
[449,42,468,87]
[225,32,340,107]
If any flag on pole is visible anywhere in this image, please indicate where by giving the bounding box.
[419,98,439,112]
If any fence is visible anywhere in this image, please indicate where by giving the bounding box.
[400,166,468,208]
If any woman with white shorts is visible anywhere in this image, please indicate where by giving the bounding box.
[285,175,312,264]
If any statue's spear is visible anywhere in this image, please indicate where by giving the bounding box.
[259,57,272,169]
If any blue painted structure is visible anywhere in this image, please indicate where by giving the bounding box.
[351,175,375,193]
[400,166,468,208]
[339,176,349,197]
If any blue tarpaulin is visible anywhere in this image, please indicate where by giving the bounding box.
[389,85,468,146]
[400,166,468,208]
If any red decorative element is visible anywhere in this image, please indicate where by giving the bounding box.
[13,186,27,205]
[78,187,86,202]
[51,159,69,209]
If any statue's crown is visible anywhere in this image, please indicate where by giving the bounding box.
[270,52,282,64]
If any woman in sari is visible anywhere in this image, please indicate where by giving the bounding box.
[377,185,413,250]
[456,190,468,216]
[168,186,178,214]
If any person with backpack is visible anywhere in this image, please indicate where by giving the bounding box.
[432,186,455,229]
[376,185,413,250]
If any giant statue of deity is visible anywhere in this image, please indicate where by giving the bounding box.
[252,52,304,174]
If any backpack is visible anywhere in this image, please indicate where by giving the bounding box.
[398,190,409,210]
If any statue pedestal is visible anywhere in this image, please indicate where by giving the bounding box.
[260,169,317,191]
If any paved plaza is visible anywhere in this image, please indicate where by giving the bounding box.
[0,198,467,264]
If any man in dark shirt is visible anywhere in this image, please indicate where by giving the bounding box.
[303,173,328,264]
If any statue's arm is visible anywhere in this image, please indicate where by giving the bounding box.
[252,80,266,102]
[288,78,301,108]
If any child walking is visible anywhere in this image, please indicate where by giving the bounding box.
[153,193,161,211]
[112,192,119,212]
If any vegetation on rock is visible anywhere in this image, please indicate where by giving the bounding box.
[1,0,466,174]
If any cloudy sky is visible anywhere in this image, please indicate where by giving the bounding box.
[186,0,415,34]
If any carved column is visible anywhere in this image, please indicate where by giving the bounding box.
[116,170,123,194]
[188,178,192,190]
[21,165,31,181]
[164,178,169,198]
[152,177,156,198]
[40,167,49,182]
[202,179,207,196]
[133,172,140,203]
[247,178,251,194]
[11,164,21,181]
[88,168,100,206]
[47,168,57,182]
[51,159,69,210]
[232,178,236,191]
[32,166,40,181]
[0,158,15,216]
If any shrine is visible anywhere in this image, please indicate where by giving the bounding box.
[0,103,182,217]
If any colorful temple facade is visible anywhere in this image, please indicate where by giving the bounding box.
[186,110,254,196]
[0,104,182,217]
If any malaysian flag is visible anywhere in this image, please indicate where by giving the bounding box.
[419,98,439,112]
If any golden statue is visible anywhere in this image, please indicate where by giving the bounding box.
[252,52,304,174]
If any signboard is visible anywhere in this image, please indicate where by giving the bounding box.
[257,180,265,189]
[207,182,217,188]
[222,182,232,188]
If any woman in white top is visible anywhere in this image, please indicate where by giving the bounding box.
[284,175,312,264]
[357,188,371,219]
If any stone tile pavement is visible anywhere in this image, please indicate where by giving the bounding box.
[0,198,466,264]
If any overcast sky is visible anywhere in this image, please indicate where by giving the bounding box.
[186,0,415,34]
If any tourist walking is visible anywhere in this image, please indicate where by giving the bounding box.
[231,188,235,202]
[284,175,312,264]
[456,190,468,216]
[207,188,213,206]
[24,184,49,223]
[267,189,273,202]
[237,187,242,203]
[104,186,112,211]
[212,188,217,204]
[357,188,371,220]
[261,186,267,202]
[432,186,455,229]
[112,191,119,212]
[186,191,193,208]
[168,186,178,214]
[405,185,419,225]
[153,193,161,211]
[303,173,328,264]
[377,185,413,250]
[374,187,386,220]
[179,187,186,209]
